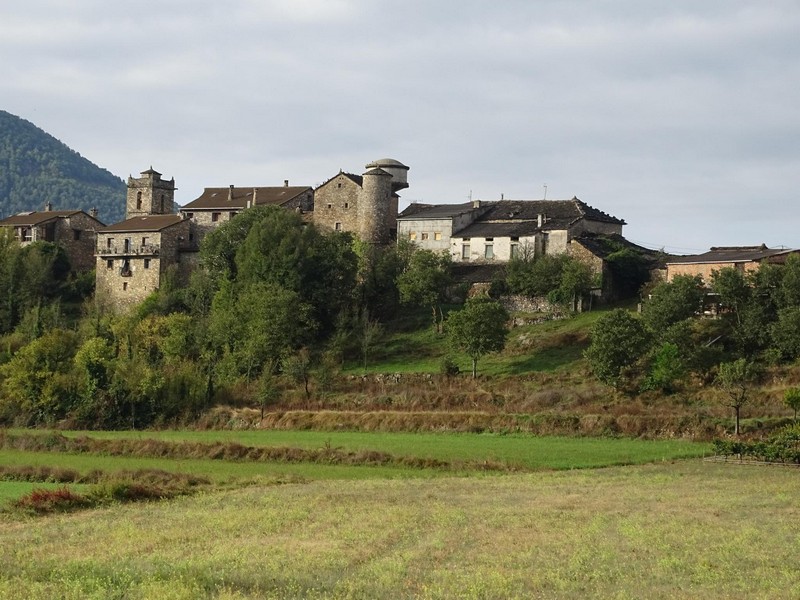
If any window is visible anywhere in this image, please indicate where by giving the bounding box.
[160,194,165,212]
[212,212,221,222]
[73,229,81,241]
[136,192,142,210]
[344,202,349,209]
[409,231,417,241]
[141,237,148,247]
[434,232,442,241]
[484,238,494,259]
[421,232,429,241]
[185,212,194,219]
[107,238,113,249]
[229,211,238,219]
[22,227,32,242]
[106,259,113,269]
[462,243,471,260]
[327,204,333,209]
[510,242,520,259]
[123,282,128,291]
[144,259,150,269]
[334,222,342,231]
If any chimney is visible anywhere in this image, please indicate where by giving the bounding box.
[537,213,545,228]
[89,207,98,218]
[251,188,258,208]
[472,200,481,209]
[500,193,504,200]
[228,185,234,202]
[284,179,289,187]
[45,202,52,212]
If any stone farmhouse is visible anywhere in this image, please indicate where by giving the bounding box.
[94,159,410,310]
[0,204,104,271]
[179,182,314,245]
[666,245,800,283]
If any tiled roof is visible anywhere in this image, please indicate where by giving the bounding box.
[666,245,795,265]
[397,202,478,220]
[99,214,185,233]
[182,186,311,210]
[572,233,659,260]
[451,263,505,284]
[0,210,86,227]
[474,198,624,227]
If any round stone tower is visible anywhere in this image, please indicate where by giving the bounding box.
[364,158,409,190]
[359,167,394,244]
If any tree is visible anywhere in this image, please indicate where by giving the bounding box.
[585,309,651,388]
[358,311,383,372]
[715,358,759,436]
[284,347,312,400]
[397,248,453,332]
[771,306,800,360]
[641,275,704,337]
[711,267,750,325]
[548,258,593,311]
[643,342,686,394]
[784,387,800,422]
[446,296,509,378]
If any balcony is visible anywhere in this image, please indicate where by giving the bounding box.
[97,243,160,257]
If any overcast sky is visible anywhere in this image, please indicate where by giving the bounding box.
[2,1,799,253]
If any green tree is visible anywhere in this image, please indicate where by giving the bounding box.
[711,267,750,325]
[778,254,800,308]
[641,275,704,337]
[771,306,800,360]
[643,342,686,394]
[784,387,800,422]
[715,358,759,436]
[284,347,312,400]
[585,309,651,388]
[548,258,593,311]
[446,296,509,378]
[397,248,453,332]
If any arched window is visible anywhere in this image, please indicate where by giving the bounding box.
[136,191,142,210]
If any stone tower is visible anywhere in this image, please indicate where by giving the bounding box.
[358,158,409,244]
[359,168,393,244]
[126,168,176,220]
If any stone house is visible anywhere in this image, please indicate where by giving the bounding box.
[0,206,105,270]
[314,158,408,244]
[398,197,625,262]
[665,245,799,283]
[179,182,313,245]
[95,214,192,310]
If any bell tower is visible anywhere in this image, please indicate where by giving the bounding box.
[126,167,176,219]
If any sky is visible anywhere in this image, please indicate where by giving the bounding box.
[2,0,799,254]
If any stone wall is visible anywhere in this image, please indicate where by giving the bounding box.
[53,212,103,271]
[314,174,360,234]
[126,172,175,219]
[666,261,758,283]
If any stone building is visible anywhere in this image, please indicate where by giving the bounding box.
[95,214,192,310]
[314,158,408,244]
[665,245,799,283]
[0,205,104,271]
[398,197,625,262]
[180,182,313,245]
[95,168,194,310]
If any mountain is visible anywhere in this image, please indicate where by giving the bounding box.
[0,110,125,224]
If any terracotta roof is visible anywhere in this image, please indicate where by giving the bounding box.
[666,245,796,265]
[182,186,311,210]
[99,214,185,233]
[0,210,88,227]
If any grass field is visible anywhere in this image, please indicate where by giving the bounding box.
[1,461,798,599]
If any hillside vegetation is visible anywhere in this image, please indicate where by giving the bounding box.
[0,110,125,224]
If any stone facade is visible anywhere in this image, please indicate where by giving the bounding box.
[313,173,361,235]
[126,168,175,220]
[95,216,191,310]
[0,209,104,271]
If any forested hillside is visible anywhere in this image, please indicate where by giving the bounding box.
[0,110,125,224]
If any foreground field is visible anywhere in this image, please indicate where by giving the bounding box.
[0,461,798,599]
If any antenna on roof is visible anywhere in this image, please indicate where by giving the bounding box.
[543,184,548,200]
[468,190,472,202]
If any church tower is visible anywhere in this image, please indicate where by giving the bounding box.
[126,168,176,219]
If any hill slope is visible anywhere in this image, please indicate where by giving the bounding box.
[0,110,125,224]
